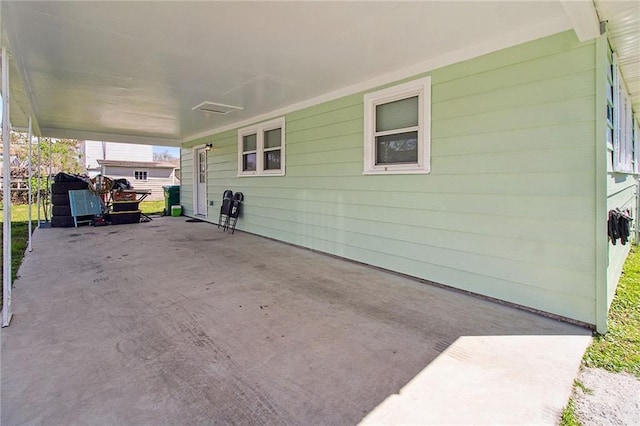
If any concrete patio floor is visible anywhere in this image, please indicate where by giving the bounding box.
[1,217,591,425]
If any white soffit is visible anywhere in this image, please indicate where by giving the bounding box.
[595,0,640,122]
[2,1,576,143]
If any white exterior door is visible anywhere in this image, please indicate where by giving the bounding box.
[195,147,207,216]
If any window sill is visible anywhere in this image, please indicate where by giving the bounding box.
[238,172,285,177]
[611,169,637,175]
[363,166,430,175]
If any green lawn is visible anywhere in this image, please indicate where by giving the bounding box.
[0,204,46,289]
[583,248,640,378]
[139,200,165,215]
[560,398,580,426]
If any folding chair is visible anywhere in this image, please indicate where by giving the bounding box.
[227,192,244,234]
[218,190,233,229]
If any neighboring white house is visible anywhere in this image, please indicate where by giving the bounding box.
[82,141,154,177]
[81,141,178,200]
[97,159,179,201]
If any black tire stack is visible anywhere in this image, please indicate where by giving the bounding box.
[50,181,90,227]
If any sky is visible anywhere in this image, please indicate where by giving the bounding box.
[153,145,180,157]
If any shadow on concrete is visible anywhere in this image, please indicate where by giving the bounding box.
[1,218,590,425]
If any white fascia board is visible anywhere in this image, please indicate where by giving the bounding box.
[561,0,601,42]
[40,128,180,146]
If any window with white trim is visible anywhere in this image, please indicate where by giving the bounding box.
[634,116,639,174]
[134,170,148,181]
[610,50,638,174]
[238,117,285,176]
[364,77,431,174]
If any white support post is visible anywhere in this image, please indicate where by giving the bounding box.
[2,46,14,327]
[36,136,41,226]
[48,137,52,222]
[27,116,33,251]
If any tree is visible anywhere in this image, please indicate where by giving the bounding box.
[153,150,177,162]
[40,137,84,175]
[3,133,83,174]
[1,132,83,204]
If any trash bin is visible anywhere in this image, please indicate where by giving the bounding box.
[163,185,180,216]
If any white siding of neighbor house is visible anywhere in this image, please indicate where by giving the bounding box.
[84,141,153,170]
[103,166,176,201]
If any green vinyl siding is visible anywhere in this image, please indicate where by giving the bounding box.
[185,30,598,325]
[595,36,638,333]
[606,175,635,305]
[605,156,636,324]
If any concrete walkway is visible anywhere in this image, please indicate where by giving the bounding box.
[1,217,591,425]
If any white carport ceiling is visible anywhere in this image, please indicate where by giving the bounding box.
[1,1,635,145]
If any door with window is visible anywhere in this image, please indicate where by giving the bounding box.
[195,147,207,216]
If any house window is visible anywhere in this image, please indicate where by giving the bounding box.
[611,52,638,174]
[631,116,640,174]
[238,117,285,176]
[134,170,148,181]
[241,134,257,172]
[364,77,431,175]
[606,49,615,154]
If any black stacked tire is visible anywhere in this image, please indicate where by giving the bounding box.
[51,215,75,227]
[51,181,89,227]
[52,205,71,216]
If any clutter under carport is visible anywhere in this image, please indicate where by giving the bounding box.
[50,172,151,227]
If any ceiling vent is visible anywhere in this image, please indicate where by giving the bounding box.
[192,101,243,115]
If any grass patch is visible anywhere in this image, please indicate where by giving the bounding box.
[573,379,593,395]
[139,200,165,215]
[0,204,44,290]
[560,398,581,426]
[560,380,594,425]
[582,247,640,378]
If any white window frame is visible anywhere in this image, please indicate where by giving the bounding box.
[237,117,286,176]
[634,117,640,174]
[606,48,615,154]
[363,76,431,175]
[133,170,148,181]
[612,54,637,174]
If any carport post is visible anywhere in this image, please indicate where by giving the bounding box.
[27,116,33,251]
[36,136,41,226]
[48,136,52,221]
[2,45,14,327]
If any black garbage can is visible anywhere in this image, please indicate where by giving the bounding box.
[163,185,181,215]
